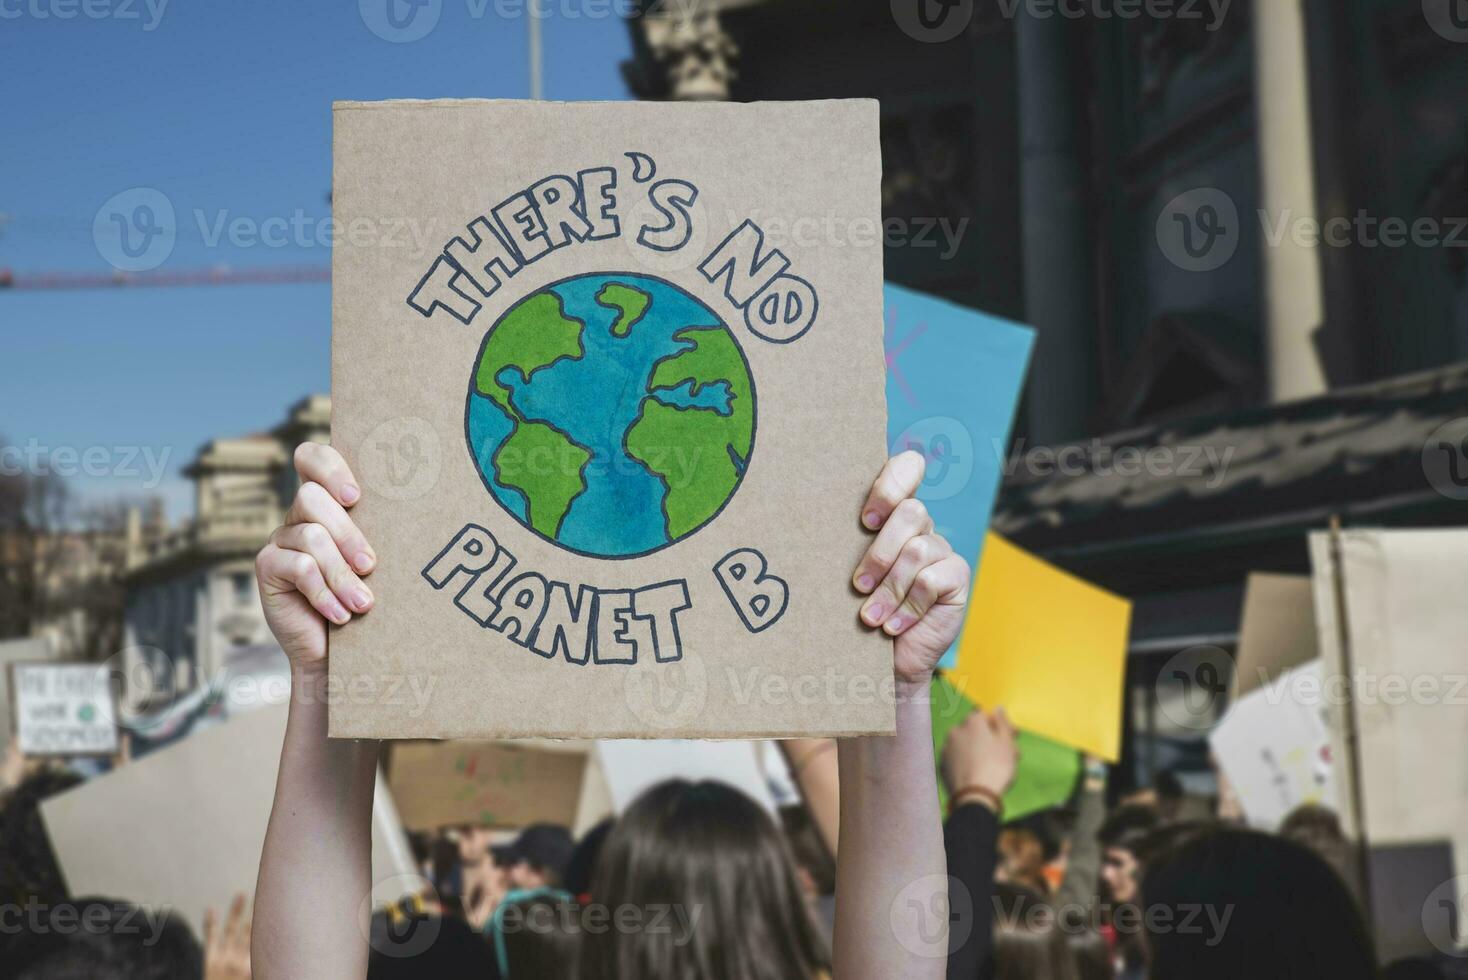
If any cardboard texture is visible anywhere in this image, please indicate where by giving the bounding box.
[1209,660,1336,830]
[40,703,417,934]
[931,673,1081,823]
[387,740,587,831]
[10,662,117,756]
[1232,572,1318,698]
[330,99,891,739]
[880,283,1034,670]
[947,534,1131,762]
[1308,529,1468,961]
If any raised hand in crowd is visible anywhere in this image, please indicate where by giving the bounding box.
[252,443,381,980]
[941,706,1019,815]
[834,450,973,980]
[203,893,253,980]
[254,442,375,670]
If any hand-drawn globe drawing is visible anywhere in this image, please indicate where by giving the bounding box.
[466,272,756,559]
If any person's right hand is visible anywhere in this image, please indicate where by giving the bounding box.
[941,706,1019,802]
[203,893,252,980]
[255,443,376,669]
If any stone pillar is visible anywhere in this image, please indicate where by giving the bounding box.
[639,2,738,101]
[1253,0,1328,401]
[1015,8,1096,444]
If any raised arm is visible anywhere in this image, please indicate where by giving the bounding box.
[940,707,1019,980]
[833,452,972,980]
[252,443,381,980]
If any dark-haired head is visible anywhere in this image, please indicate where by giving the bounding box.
[495,892,581,979]
[0,767,84,908]
[998,812,1062,894]
[366,911,494,980]
[1139,825,1377,980]
[2,897,201,980]
[1098,803,1160,906]
[579,779,829,980]
[990,883,1080,980]
[563,817,613,899]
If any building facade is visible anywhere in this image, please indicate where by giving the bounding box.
[122,395,330,691]
[622,0,1468,789]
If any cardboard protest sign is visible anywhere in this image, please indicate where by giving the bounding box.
[330,99,891,740]
[1232,573,1317,698]
[1308,529,1468,962]
[41,703,417,934]
[881,283,1034,670]
[931,673,1081,823]
[946,534,1130,761]
[9,662,118,756]
[595,738,778,814]
[387,740,587,831]
[1208,660,1335,830]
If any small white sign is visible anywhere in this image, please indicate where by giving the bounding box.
[595,739,777,815]
[1210,659,1335,830]
[12,663,118,756]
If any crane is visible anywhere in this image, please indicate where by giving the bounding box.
[0,265,331,291]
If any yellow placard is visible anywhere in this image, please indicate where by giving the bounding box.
[947,533,1131,762]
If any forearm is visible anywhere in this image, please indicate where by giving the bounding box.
[1054,779,1107,911]
[832,679,946,980]
[944,802,999,980]
[783,738,841,857]
[253,665,380,980]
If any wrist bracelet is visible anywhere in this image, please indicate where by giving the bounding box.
[949,784,1003,818]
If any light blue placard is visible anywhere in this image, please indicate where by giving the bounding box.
[883,283,1034,669]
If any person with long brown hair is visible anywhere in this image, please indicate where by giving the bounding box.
[249,445,970,980]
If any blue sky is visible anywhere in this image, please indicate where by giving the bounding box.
[1,0,632,518]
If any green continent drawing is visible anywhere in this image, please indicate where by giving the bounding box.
[595,282,651,337]
[472,291,592,538]
[626,326,755,540]
[466,273,756,558]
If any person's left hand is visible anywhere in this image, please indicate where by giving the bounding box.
[203,893,252,980]
[941,707,1019,803]
[852,451,971,688]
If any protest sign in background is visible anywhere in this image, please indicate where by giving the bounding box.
[881,283,1033,671]
[947,534,1130,762]
[387,740,588,832]
[1210,660,1335,830]
[1309,528,1468,963]
[41,703,416,934]
[9,662,117,756]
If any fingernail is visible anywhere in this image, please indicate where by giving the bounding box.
[862,511,882,530]
[326,599,351,624]
[862,603,885,626]
[885,616,906,634]
[351,588,373,611]
[341,483,361,504]
[354,551,376,573]
[856,574,874,593]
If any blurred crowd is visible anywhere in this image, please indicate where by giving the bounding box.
[2,706,1464,980]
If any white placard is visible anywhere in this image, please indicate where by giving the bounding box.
[1209,659,1336,830]
[41,702,416,934]
[595,739,777,814]
[11,663,118,756]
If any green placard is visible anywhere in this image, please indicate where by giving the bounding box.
[931,672,1081,822]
